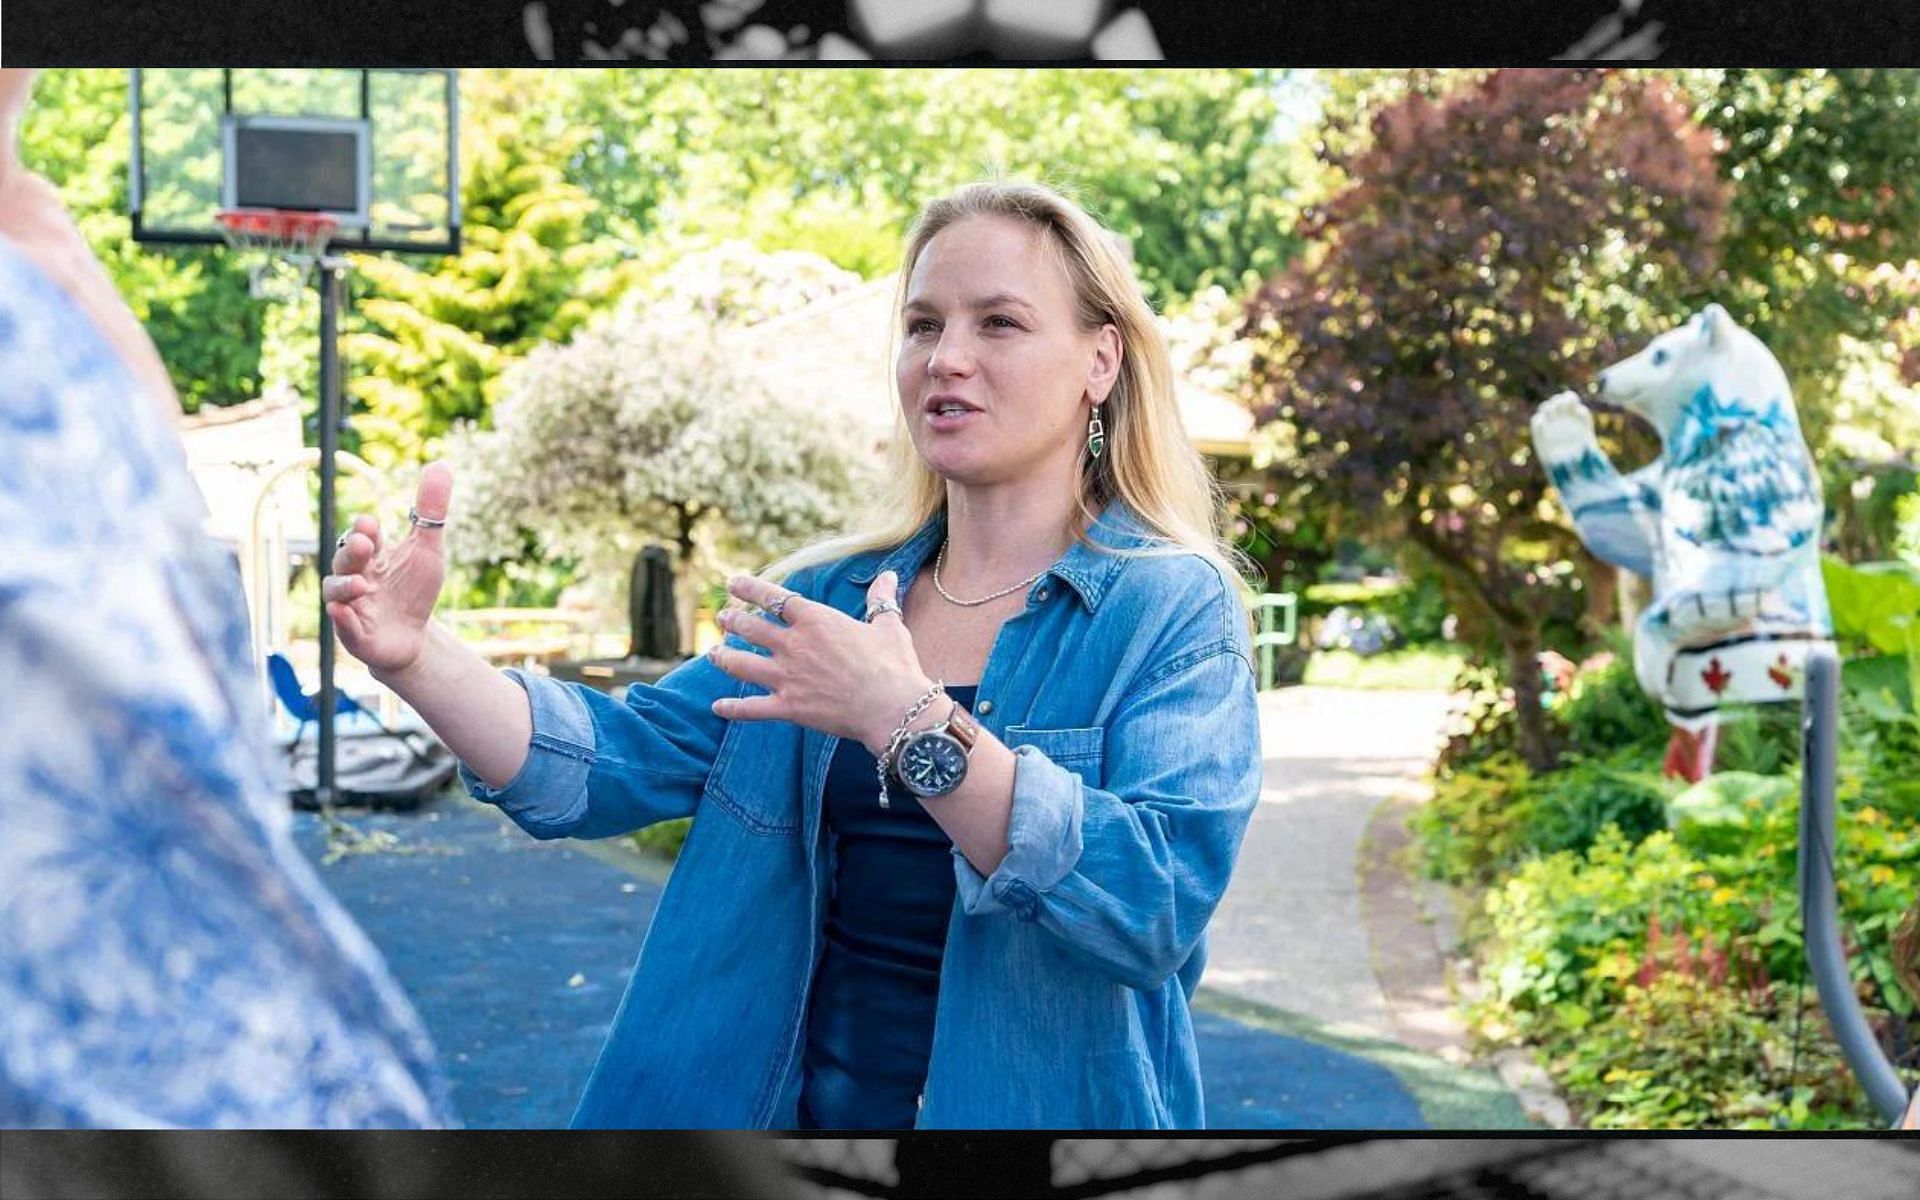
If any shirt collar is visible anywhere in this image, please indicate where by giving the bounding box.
[846,502,1155,613]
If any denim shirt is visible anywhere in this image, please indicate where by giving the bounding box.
[463,503,1261,1128]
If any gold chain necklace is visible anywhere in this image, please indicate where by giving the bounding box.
[931,540,1047,607]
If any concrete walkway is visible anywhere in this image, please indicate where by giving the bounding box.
[1205,686,1455,1036]
[292,681,1531,1129]
[1199,685,1527,1126]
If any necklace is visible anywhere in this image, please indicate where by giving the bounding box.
[932,540,1048,607]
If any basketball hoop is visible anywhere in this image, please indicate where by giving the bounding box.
[216,208,339,300]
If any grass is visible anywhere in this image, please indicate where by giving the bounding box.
[1303,644,1467,691]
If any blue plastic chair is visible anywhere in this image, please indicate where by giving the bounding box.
[266,652,432,763]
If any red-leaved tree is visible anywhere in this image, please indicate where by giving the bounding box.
[1245,69,1728,768]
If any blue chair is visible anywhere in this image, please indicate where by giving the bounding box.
[266,652,433,764]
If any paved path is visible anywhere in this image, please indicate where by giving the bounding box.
[294,793,1447,1129]
[1204,686,1455,1038]
[293,683,1529,1129]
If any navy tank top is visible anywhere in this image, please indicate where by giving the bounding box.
[797,685,975,1130]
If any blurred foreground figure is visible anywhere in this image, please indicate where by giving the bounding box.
[0,68,451,1128]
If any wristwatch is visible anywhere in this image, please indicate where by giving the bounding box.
[892,701,979,799]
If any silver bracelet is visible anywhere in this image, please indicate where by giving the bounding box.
[875,681,945,811]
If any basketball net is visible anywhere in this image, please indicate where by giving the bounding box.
[215,208,339,302]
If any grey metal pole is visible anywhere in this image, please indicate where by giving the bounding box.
[316,259,343,810]
[1798,647,1907,1123]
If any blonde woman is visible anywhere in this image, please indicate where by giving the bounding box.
[325,181,1263,1129]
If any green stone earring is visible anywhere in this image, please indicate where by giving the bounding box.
[1087,405,1106,460]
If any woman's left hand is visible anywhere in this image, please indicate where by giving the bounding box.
[708,571,936,755]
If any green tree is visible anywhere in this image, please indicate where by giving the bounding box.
[547,69,1313,304]
[1245,70,1727,769]
[344,71,637,469]
[1679,69,1920,456]
[18,69,263,411]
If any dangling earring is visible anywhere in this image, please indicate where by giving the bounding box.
[1087,403,1106,460]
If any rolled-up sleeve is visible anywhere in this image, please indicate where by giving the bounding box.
[952,637,1261,992]
[460,645,745,841]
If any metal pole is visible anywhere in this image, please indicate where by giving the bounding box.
[1798,647,1907,1122]
[316,259,343,810]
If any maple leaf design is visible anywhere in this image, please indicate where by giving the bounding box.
[1702,657,1732,694]
[1768,654,1794,690]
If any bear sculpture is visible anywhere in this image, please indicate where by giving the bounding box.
[1532,304,1833,781]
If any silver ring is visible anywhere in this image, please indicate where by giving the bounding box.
[767,594,794,621]
[408,506,448,529]
[864,600,903,623]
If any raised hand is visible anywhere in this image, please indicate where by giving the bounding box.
[706,570,937,754]
[322,462,453,678]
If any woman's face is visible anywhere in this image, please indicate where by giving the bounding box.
[896,214,1119,488]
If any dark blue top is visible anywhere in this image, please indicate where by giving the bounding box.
[797,686,975,1131]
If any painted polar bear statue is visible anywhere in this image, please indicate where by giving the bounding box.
[1531,304,1834,781]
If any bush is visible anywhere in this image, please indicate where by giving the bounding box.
[1557,647,1669,762]
[1414,751,1535,886]
[1461,773,1918,1127]
[1437,660,1521,771]
[1523,754,1674,860]
[631,817,691,860]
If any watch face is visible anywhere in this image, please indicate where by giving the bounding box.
[897,731,968,798]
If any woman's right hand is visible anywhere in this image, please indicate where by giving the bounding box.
[323,462,453,679]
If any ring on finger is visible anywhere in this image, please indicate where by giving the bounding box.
[864,599,902,623]
[767,593,794,621]
[336,534,350,549]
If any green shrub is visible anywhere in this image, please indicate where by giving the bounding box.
[1557,646,1668,762]
[1523,754,1675,859]
[631,817,691,860]
[1550,972,1863,1130]
[1438,660,1520,771]
[1413,752,1535,886]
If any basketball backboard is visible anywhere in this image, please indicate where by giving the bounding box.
[129,69,460,256]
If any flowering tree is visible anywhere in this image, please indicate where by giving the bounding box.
[448,301,874,653]
[1245,69,1727,769]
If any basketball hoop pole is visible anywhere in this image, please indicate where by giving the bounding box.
[316,256,348,811]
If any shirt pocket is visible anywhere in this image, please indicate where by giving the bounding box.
[702,720,803,836]
[1001,725,1105,789]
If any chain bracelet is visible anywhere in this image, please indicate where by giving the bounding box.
[875,680,945,811]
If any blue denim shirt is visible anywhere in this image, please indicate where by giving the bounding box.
[463,503,1260,1128]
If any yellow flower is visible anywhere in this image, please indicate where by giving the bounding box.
[1713,887,1737,904]
[1868,866,1896,886]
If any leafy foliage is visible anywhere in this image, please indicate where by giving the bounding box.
[445,299,875,647]
[1244,70,1727,768]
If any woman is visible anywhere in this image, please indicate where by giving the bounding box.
[325,180,1263,1128]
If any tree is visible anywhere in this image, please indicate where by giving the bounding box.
[1678,70,1920,563]
[1245,70,1727,769]
[18,69,264,411]
[446,300,875,655]
[1679,69,1920,455]
[343,71,639,470]
[547,69,1314,303]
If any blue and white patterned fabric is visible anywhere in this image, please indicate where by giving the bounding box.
[0,237,454,1128]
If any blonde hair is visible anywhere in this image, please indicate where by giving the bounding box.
[766,180,1252,594]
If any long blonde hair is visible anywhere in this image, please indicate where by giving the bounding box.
[766,180,1251,593]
